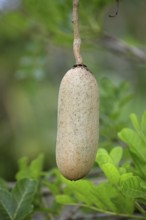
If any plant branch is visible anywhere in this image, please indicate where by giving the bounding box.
[72,0,83,64]
[98,33,146,63]
[135,202,146,217]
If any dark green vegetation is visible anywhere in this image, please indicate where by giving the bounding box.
[0,0,146,219]
[1,110,146,219]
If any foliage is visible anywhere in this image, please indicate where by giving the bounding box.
[0,0,146,219]
[1,109,146,219]
[100,77,133,148]
[0,155,45,220]
[0,0,114,45]
[0,0,143,48]
[54,111,146,219]
[16,154,44,180]
[0,0,146,180]
[0,179,37,220]
[119,112,146,180]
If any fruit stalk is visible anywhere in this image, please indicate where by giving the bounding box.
[72,0,83,64]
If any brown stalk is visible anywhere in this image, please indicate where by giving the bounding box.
[72,0,83,64]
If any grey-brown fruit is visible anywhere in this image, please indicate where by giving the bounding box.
[56,66,99,180]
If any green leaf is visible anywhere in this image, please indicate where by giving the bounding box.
[29,154,44,179]
[129,151,146,178]
[16,157,29,181]
[110,147,123,166]
[96,149,113,164]
[64,180,99,207]
[120,176,146,199]
[16,154,44,180]
[46,182,60,195]
[95,182,134,214]
[12,179,37,220]
[59,179,107,210]
[57,179,117,212]
[141,111,146,134]
[111,195,134,214]
[130,113,140,131]
[96,149,120,185]
[120,173,134,181]
[102,163,120,185]
[130,112,146,142]
[0,179,37,220]
[56,174,134,214]
[118,128,146,163]
[56,195,75,205]
[119,125,146,178]
[75,182,102,207]
[0,189,16,220]
[94,182,118,212]
[140,181,146,189]
[0,178,8,190]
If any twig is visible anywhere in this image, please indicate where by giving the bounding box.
[72,0,83,64]
[73,203,146,220]
[98,33,146,63]
[135,202,146,217]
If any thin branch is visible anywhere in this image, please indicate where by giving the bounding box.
[135,202,146,217]
[98,33,146,63]
[72,0,83,64]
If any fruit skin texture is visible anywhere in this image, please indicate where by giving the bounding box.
[56,66,99,180]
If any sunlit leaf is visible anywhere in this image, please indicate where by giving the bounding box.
[130,113,140,131]
[16,154,44,180]
[56,195,75,205]
[96,149,120,184]
[120,176,146,199]
[30,154,44,179]
[110,146,123,166]
[141,111,146,134]
[118,128,146,163]
[94,182,118,212]
[111,195,134,214]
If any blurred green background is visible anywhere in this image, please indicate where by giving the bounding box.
[0,0,146,180]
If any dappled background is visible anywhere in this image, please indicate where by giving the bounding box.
[0,0,146,180]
